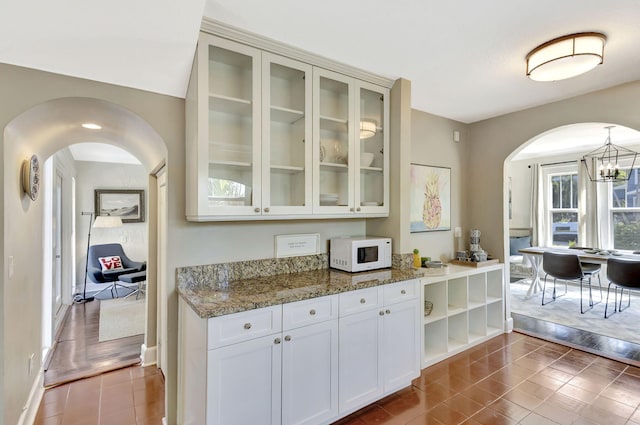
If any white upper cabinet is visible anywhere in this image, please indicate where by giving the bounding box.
[313,69,389,216]
[186,31,389,221]
[262,53,313,216]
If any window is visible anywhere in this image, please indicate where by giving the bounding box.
[609,167,640,251]
[542,164,579,247]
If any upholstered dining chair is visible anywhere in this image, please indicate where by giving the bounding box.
[542,251,602,313]
[87,243,146,298]
[604,257,640,318]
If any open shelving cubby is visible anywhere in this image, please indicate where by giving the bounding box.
[420,263,505,368]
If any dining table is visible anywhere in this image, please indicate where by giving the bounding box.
[518,246,640,299]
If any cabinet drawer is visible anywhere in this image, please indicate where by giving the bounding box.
[339,286,383,316]
[208,305,282,349]
[383,280,418,305]
[283,295,338,330]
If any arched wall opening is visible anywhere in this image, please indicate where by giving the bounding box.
[502,121,640,332]
[3,96,167,424]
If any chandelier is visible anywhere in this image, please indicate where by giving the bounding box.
[581,126,638,183]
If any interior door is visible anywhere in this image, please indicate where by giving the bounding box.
[52,170,63,318]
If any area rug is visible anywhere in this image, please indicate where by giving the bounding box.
[510,278,640,345]
[99,297,145,342]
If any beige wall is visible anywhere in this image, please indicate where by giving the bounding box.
[0,63,369,424]
[410,110,468,262]
[468,80,640,263]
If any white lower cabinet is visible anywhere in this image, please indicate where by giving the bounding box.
[207,333,282,425]
[282,319,338,425]
[338,280,420,416]
[178,279,419,425]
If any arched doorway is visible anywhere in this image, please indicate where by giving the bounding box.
[504,122,640,355]
[3,96,168,418]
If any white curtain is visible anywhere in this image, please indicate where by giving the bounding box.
[579,158,600,248]
[529,164,544,246]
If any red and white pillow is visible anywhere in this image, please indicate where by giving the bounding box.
[98,256,124,271]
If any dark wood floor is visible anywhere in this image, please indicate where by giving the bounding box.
[44,298,144,387]
[513,312,640,367]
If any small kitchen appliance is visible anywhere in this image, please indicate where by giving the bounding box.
[330,236,392,272]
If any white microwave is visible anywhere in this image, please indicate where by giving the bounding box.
[330,236,392,272]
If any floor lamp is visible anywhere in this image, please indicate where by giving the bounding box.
[73,212,123,303]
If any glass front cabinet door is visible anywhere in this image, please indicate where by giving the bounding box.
[313,68,389,216]
[261,53,313,216]
[186,33,313,220]
[187,32,388,221]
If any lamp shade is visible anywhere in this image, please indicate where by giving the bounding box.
[360,120,377,139]
[526,32,606,82]
[93,215,123,228]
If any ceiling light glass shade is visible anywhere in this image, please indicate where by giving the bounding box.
[93,216,123,228]
[581,126,637,183]
[82,123,102,130]
[360,120,377,139]
[526,32,606,82]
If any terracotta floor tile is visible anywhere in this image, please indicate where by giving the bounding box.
[557,382,599,404]
[502,387,545,410]
[518,412,559,425]
[460,385,500,406]
[475,377,512,396]
[444,393,484,417]
[544,392,588,414]
[37,331,640,425]
[469,407,518,425]
[535,400,580,425]
[404,412,445,425]
[579,403,629,425]
[427,402,469,424]
[486,398,530,422]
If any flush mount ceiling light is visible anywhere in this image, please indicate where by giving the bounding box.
[360,120,377,139]
[526,32,606,82]
[581,126,638,183]
[82,123,102,130]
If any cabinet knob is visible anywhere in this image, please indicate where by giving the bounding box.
[274,338,281,344]
[360,298,366,304]
[264,207,270,213]
[401,289,406,295]
[254,208,260,213]
[350,208,355,212]
[309,309,316,316]
[284,335,292,342]
[356,207,361,212]
[379,310,385,316]
[386,309,391,314]
[243,323,252,330]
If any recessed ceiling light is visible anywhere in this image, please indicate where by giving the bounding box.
[82,123,102,130]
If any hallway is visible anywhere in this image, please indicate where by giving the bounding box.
[44,298,144,387]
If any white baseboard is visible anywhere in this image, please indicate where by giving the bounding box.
[506,317,514,332]
[141,343,157,366]
[17,369,44,425]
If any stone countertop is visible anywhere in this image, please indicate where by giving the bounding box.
[178,267,425,319]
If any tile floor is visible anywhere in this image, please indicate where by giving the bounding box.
[335,332,640,425]
[34,365,164,425]
[34,330,640,425]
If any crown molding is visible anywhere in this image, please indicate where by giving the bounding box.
[200,17,395,89]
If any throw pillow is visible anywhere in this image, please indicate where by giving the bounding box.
[509,236,531,256]
[99,255,124,271]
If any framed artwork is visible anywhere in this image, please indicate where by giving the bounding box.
[95,189,145,223]
[410,164,451,232]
